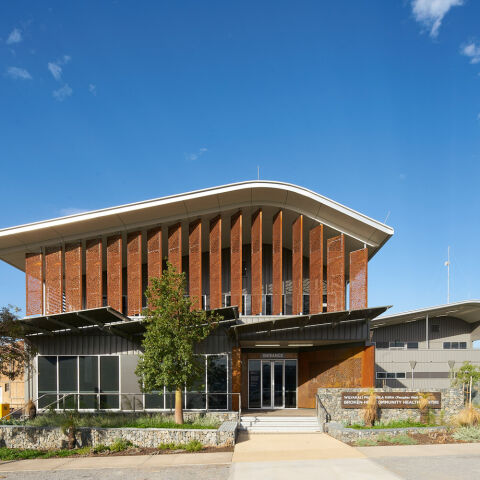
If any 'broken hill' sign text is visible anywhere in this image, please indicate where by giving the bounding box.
[341,392,441,409]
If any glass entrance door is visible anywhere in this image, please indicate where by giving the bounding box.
[248,359,297,409]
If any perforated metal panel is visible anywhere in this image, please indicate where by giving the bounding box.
[251,209,262,315]
[327,234,345,312]
[65,242,82,312]
[189,220,202,310]
[230,212,242,314]
[292,215,303,315]
[107,235,122,312]
[349,248,368,310]
[26,252,43,316]
[309,224,323,314]
[209,216,222,310]
[45,246,63,314]
[127,232,142,315]
[272,211,283,315]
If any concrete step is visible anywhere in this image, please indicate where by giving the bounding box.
[239,415,321,433]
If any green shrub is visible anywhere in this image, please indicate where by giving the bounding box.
[355,438,377,447]
[348,418,436,430]
[185,440,203,452]
[93,443,108,454]
[0,447,44,460]
[377,434,417,445]
[109,438,133,452]
[158,442,179,450]
[453,426,480,442]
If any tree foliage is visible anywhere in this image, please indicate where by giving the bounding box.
[135,262,222,398]
[452,361,480,388]
[0,305,36,380]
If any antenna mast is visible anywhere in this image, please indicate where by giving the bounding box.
[444,246,450,303]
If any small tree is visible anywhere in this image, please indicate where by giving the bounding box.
[452,361,480,403]
[135,262,222,424]
[0,305,36,381]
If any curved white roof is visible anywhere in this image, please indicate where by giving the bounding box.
[0,180,393,270]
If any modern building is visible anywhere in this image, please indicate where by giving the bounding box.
[372,301,480,389]
[0,181,394,411]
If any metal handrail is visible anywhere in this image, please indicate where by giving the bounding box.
[315,393,330,431]
[0,394,50,422]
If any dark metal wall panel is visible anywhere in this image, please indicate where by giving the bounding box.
[168,223,182,272]
[189,220,202,310]
[45,246,63,315]
[26,252,43,316]
[349,248,368,310]
[251,209,263,315]
[230,212,242,314]
[65,242,82,312]
[147,227,162,284]
[292,215,303,315]
[107,235,123,312]
[86,239,103,309]
[327,234,345,312]
[127,232,142,316]
[209,216,222,310]
[272,211,283,315]
[309,224,323,314]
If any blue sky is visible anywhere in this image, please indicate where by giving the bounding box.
[0,1,479,316]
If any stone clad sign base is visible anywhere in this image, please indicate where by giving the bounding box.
[341,392,441,409]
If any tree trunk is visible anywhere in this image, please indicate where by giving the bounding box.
[175,388,184,425]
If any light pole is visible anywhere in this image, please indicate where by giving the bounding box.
[409,360,417,390]
[448,360,455,383]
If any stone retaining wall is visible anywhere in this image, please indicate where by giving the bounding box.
[0,421,237,450]
[326,422,448,444]
[317,388,463,425]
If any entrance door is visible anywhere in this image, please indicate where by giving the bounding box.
[248,359,297,409]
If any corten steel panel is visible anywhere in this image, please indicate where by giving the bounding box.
[189,220,202,310]
[86,239,103,309]
[64,242,82,312]
[147,227,162,284]
[209,216,222,310]
[107,235,122,312]
[349,248,368,310]
[127,232,142,316]
[272,211,283,315]
[309,224,323,314]
[327,234,345,312]
[26,252,43,316]
[232,346,241,411]
[251,209,263,315]
[361,345,375,387]
[292,215,303,315]
[168,223,182,272]
[45,246,63,315]
[230,212,242,314]
[297,346,365,408]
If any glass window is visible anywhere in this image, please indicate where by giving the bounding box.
[284,360,297,408]
[186,357,206,409]
[207,355,227,410]
[100,356,119,409]
[407,342,418,349]
[396,372,406,379]
[58,356,78,409]
[460,342,467,349]
[451,342,459,349]
[145,391,165,409]
[443,342,451,349]
[79,356,98,409]
[386,372,395,379]
[390,341,405,348]
[376,372,386,379]
[248,360,261,408]
[38,356,57,408]
[375,342,389,349]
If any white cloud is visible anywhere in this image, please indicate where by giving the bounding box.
[411,0,464,38]
[6,28,22,45]
[6,66,32,80]
[88,84,97,95]
[185,147,208,161]
[48,62,62,80]
[53,84,73,101]
[47,55,71,81]
[461,42,480,64]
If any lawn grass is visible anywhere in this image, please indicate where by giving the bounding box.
[355,438,378,447]
[0,446,93,460]
[1,412,220,430]
[347,418,437,430]
[377,433,418,445]
[158,440,203,452]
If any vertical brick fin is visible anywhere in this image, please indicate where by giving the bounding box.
[292,215,303,315]
[251,209,262,315]
[361,345,375,387]
[26,252,43,316]
[65,242,82,312]
[349,248,368,310]
[327,234,345,312]
[127,232,142,316]
[309,224,323,314]
[230,212,243,314]
[86,239,103,309]
[209,216,222,310]
[147,227,162,284]
[45,246,63,315]
[189,220,202,310]
[272,211,283,315]
[107,235,122,312]
[231,346,241,411]
[168,223,182,273]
